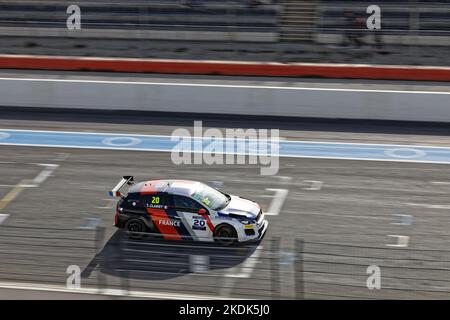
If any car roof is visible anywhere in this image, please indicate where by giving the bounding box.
[128,179,201,197]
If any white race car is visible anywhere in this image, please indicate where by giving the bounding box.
[111,176,268,245]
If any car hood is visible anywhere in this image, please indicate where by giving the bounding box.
[218,195,260,220]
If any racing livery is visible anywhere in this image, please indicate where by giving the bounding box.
[110,176,268,245]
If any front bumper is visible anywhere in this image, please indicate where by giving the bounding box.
[257,220,269,241]
[240,220,268,243]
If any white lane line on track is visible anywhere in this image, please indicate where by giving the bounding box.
[0,180,28,212]
[220,245,263,298]
[0,163,59,216]
[35,163,59,168]
[32,169,55,185]
[386,235,409,248]
[5,128,450,150]
[0,281,238,300]
[4,142,450,165]
[0,214,9,224]
[79,218,102,230]
[0,77,449,95]
[406,203,450,209]
[96,199,116,209]
[302,180,323,191]
[275,176,293,181]
[226,246,263,279]
[28,164,59,186]
[264,188,289,216]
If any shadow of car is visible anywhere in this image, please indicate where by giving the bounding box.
[81,230,259,282]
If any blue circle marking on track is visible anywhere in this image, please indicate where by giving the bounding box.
[102,136,142,147]
[384,148,426,159]
[0,132,11,140]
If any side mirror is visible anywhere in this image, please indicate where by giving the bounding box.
[198,208,207,214]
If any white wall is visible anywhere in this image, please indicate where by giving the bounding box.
[0,78,449,122]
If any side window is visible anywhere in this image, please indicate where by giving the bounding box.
[173,195,205,212]
[144,193,166,209]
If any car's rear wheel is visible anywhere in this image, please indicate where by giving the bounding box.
[125,218,147,239]
[213,224,237,246]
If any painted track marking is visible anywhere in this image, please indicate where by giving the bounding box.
[431,181,450,185]
[0,163,59,223]
[391,214,413,226]
[302,180,323,191]
[3,129,450,165]
[0,280,236,300]
[220,245,263,297]
[96,198,116,209]
[0,214,9,224]
[0,180,28,212]
[264,188,289,216]
[386,235,409,248]
[406,203,450,209]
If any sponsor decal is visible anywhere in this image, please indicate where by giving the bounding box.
[244,224,254,229]
[158,219,180,227]
[147,204,164,209]
[192,218,207,231]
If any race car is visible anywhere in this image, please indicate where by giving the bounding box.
[110,176,268,245]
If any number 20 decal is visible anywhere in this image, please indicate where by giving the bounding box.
[151,196,160,204]
[194,219,206,227]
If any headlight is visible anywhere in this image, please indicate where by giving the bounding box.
[240,220,254,225]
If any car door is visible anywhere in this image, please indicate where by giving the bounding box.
[142,192,182,238]
[170,194,214,242]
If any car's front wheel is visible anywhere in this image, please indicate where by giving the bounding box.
[125,218,147,239]
[213,224,237,246]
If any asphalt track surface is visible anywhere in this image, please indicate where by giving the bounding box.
[0,74,450,299]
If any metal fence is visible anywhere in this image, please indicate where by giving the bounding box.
[1,225,450,299]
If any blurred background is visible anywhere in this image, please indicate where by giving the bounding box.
[0,0,448,64]
[0,0,449,300]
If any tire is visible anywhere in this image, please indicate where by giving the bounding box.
[213,224,238,246]
[125,218,147,239]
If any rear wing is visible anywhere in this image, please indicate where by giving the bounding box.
[109,176,134,197]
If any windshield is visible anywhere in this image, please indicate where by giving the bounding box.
[191,183,230,211]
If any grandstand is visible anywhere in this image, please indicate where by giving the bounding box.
[0,0,281,42]
[0,0,448,45]
[315,0,450,46]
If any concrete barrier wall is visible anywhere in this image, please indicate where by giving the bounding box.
[1,77,449,122]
